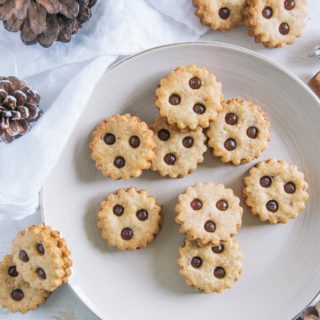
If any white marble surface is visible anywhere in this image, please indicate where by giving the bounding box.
[0,2,319,319]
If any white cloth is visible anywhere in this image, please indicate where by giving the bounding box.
[0,0,319,220]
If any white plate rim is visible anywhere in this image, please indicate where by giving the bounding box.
[40,41,320,320]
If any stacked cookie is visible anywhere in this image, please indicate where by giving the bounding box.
[0,225,72,314]
[193,0,308,48]
[90,64,309,293]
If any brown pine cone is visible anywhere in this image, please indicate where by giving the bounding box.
[0,0,97,48]
[0,76,42,144]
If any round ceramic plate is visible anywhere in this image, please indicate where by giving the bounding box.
[42,42,320,320]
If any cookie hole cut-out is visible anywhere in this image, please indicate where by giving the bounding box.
[136,209,148,221]
[189,77,201,89]
[284,182,296,194]
[224,138,237,151]
[113,204,124,216]
[204,220,216,233]
[219,7,230,19]
[190,198,202,210]
[214,266,226,279]
[266,200,279,212]
[164,153,176,165]
[114,156,125,168]
[129,135,140,148]
[191,256,203,268]
[193,103,206,114]
[121,227,133,240]
[158,129,170,141]
[260,176,272,188]
[11,289,24,301]
[182,136,194,148]
[225,112,238,125]
[19,250,29,262]
[212,244,224,254]
[284,0,295,10]
[247,126,259,139]
[104,133,116,145]
[169,94,181,105]
[36,243,45,255]
[216,199,228,211]
[8,266,18,277]
[262,6,273,19]
[279,23,290,35]
[36,268,46,280]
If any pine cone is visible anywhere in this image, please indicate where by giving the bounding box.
[0,0,97,48]
[0,76,42,144]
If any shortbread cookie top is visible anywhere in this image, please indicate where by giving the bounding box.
[0,255,50,313]
[206,98,270,165]
[12,225,72,292]
[175,182,243,246]
[244,0,308,48]
[243,159,309,223]
[155,65,223,130]
[97,188,162,250]
[193,0,246,31]
[90,114,156,180]
[178,239,243,293]
[149,117,207,178]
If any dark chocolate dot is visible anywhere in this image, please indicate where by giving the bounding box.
[262,6,273,18]
[193,103,206,114]
[284,182,296,194]
[114,156,125,168]
[121,228,133,240]
[266,200,279,212]
[219,7,230,19]
[212,244,224,254]
[191,256,202,268]
[224,138,237,151]
[182,136,194,148]
[169,94,181,105]
[284,0,295,10]
[136,209,148,221]
[103,133,116,145]
[11,289,24,301]
[37,243,45,255]
[279,22,289,35]
[204,220,216,233]
[8,266,18,277]
[19,250,29,262]
[158,129,170,141]
[216,199,228,211]
[247,126,259,139]
[225,113,238,125]
[189,77,201,89]
[190,199,202,210]
[260,176,272,188]
[113,204,124,216]
[36,268,46,279]
[214,266,226,278]
[164,153,176,165]
[129,135,140,148]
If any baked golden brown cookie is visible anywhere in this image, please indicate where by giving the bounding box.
[90,114,156,180]
[12,225,72,292]
[97,188,162,250]
[178,239,243,293]
[155,65,223,130]
[244,0,308,48]
[243,159,309,223]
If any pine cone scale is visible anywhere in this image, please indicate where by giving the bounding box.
[37,0,62,14]
[60,0,80,19]
[28,1,47,35]
[4,15,24,32]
